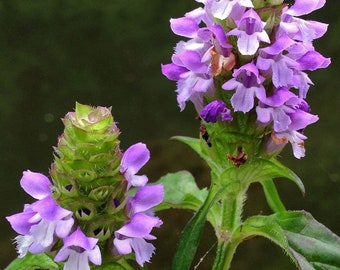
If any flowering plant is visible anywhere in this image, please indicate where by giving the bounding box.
[160,0,340,269]
[5,0,340,269]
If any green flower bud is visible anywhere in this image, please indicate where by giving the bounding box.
[50,103,126,240]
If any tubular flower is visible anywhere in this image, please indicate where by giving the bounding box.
[227,8,270,55]
[54,227,101,270]
[6,171,74,257]
[114,185,164,266]
[162,0,330,158]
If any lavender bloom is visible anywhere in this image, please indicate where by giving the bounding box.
[260,89,319,158]
[257,35,298,88]
[228,9,270,55]
[114,185,164,266]
[222,62,266,113]
[54,227,102,270]
[162,6,236,112]
[120,143,150,188]
[161,44,214,111]
[208,0,253,20]
[200,100,233,123]
[256,87,319,133]
[6,171,74,257]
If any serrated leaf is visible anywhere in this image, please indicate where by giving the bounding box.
[238,211,340,270]
[154,171,208,212]
[5,252,59,270]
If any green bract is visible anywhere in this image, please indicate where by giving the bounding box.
[51,102,125,240]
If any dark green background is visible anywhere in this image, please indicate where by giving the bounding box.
[0,1,339,269]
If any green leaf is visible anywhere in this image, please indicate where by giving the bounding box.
[154,171,208,212]
[5,252,59,270]
[171,185,220,270]
[220,158,305,194]
[238,211,340,270]
[261,179,286,213]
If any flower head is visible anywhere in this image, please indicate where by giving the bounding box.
[162,0,329,159]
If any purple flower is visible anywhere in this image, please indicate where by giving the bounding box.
[200,100,233,123]
[6,171,74,257]
[120,143,150,188]
[161,45,214,111]
[54,227,102,270]
[114,213,162,266]
[208,0,253,20]
[228,9,270,55]
[126,184,164,216]
[170,7,214,38]
[222,62,266,112]
[256,88,296,132]
[257,35,298,88]
[284,0,326,17]
[256,87,318,133]
[114,185,164,266]
[268,130,308,159]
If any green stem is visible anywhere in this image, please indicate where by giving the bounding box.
[213,239,239,270]
[212,182,246,270]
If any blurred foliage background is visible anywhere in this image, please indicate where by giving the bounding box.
[0,1,338,269]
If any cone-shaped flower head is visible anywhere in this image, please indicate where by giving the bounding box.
[7,103,164,268]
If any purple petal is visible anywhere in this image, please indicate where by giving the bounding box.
[6,209,37,235]
[256,106,272,124]
[237,32,260,55]
[285,0,325,16]
[113,238,132,255]
[231,86,256,113]
[55,217,75,238]
[116,213,162,238]
[222,78,239,90]
[170,17,199,38]
[297,50,331,71]
[264,87,296,107]
[128,185,164,215]
[120,143,150,175]
[20,170,52,200]
[261,35,295,55]
[172,51,207,73]
[130,238,156,266]
[88,245,102,265]
[62,227,98,250]
[161,63,187,81]
[200,100,233,123]
[31,197,72,221]
[288,110,319,131]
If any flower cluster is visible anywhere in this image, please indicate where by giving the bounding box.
[162,0,330,158]
[7,103,163,269]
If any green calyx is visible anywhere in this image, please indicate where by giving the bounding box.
[50,103,126,241]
